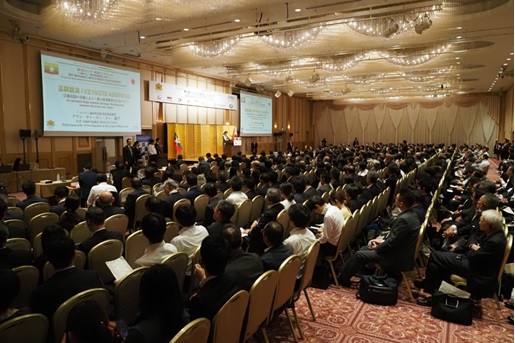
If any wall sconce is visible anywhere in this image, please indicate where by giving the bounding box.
[287,90,294,97]
[275,90,282,98]
[287,124,290,130]
[274,123,277,129]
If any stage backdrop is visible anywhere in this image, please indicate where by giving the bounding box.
[166,123,226,160]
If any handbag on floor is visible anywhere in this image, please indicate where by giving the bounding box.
[356,275,398,305]
[430,291,474,325]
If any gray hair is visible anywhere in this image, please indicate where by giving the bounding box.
[481,209,504,232]
[265,187,281,204]
[164,179,178,190]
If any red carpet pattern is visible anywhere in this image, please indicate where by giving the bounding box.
[254,285,514,343]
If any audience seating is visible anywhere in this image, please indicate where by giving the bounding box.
[24,202,50,224]
[155,190,167,201]
[119,187,134,207]
[7,196,20,207]
[4,219,27,239]
[69,221,91,244]
[134,194,152,228]
[114,266,149,326]
[121,177,132,190]
[125,231,149,268]
[7,206,23,217]
[172,199,191,222]
[76,207,87,219]
[28,212,59,244]
[326,215,357,286]
[153,182,163,194]
[12,265,39,309]
[188,247,202,297]
[223,188,233,199]
[52,288,110,343]
[33,233,44,259]
[5,237,30,251]
[249,195,264,224]
[193,194,209,222]
[43,250,87,282]
[211,290,249,343]
[0,313,48,343]
[162,252,189,291]
[169,317,210,343]
[105,214,129,239]
[165,221,180,242]
[88,239,124,283]
[236,199,252,229]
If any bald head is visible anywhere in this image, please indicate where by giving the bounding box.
[98,191,114,207]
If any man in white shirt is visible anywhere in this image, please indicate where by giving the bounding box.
[306,195,345,260]
[135,213,177,266]
[86,174,118,207]
[147,138,158,164]
[226,176,248,207]
[171,204,209,274]
[284,204,316,259]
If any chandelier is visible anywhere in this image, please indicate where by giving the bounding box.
[53,0,118,23]
[188,37,240,58]
[261,25,325,49]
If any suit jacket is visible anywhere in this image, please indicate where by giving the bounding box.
[303,186,318,199]
[293,192,307,205]
[375,208,420,271]
[77,229,124,255]
[207,220,231,236]
[201,197,220,228]
[184,186,203,205]
[248,203,284,255]
[0,247,33,269]
[29,267,103,320]
[317,184,332,195]
[466,230,507,298]
[50,201,67,217]
[187,273,241,321]
[132,146,142,166]
[125,188,149,226]
[16,196,48,210]
[261,244,293,271]
[78,170,98,200]
[123,145,135,168]
[112,169,132,192]
[102,205,125,219]
[245,190,258,201]
[225,249,264,291]
[162,192,184,219]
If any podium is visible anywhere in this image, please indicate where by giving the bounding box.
[224,140,241,157]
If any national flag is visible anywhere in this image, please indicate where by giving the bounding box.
[44,62,59,75]
[174,132,183,154]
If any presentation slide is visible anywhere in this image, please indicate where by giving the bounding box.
[41,52,141,137]
[239,91,273,137]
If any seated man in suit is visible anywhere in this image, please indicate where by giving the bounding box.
[261,221,292,271]
[78,207,124,256]
[135,213,177,267]
[221,223,263,291]
[188,234,241,321]
[161,179,183,220]
[338,188,420,287]
[183,173,203,205]
[246,187,284,255]
[207,200,235,236]
[200,183,220,228]
[50,186,69,217]
[16,180,48,210]
[415,209,507,306]
[124,177,149,228]
[111,160,132,192]
[30,234,103,322]
[96,191,125,219]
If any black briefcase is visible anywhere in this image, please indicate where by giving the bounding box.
[430,291,474,325]
[356,275,398,305]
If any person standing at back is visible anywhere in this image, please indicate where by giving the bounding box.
[123,138,134,172]
[78,163,97,208]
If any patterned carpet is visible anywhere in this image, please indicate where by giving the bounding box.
[256,284,514,343]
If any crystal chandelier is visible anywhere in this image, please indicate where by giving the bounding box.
[261,25,325,49]
[53,0,118,23]
[188,37,240,58]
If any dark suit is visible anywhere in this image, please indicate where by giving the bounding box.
[29,267,103,320]
[304,186,318,199]
[124,188,149,227]
[225,249,264,290]
[142,177,161,188]
[112,169,132,192]
[201,197,220,228]
[187,273,241,321]
[207,220,231,236]
[422,230,506,298]
[245,190,258,201]
[248,203,284,255]
[101,205,125,219]
[77,229,124,256]
[123,145,134,171]
[78,170,97,203]
[251,142,258,155]
[183,186,203,205]
[162,191,184,220]
[0,247,33,269]
[50,201,67,217]
[339,208,420,283]
[16,196,48,211]
[293,193,307,205]
[261,244,292,271]
[132,146,142,168]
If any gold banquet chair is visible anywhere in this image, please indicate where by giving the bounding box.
[12,265,39,309]
[193,194,210,222]
[169,317,210,343]
[43,250,86,282]
[165,221,180,242]
[162,252,189,291]
[0,313,48,343]
[53,288,110,343]
[88,239,124,283]
[211,290,249,343]
[5,237,30,252]
[125,230,149,268]
[28,212,59,244]
[114,266,149,326]
[23,202,50,224]
[69,221,91,244]
[105,213,129,239]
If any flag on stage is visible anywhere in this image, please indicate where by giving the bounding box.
[174,132,183,154]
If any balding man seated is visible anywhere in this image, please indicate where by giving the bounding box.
[78,207,124,256]
[96,190,124,219]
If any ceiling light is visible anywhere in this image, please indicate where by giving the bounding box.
[54,0,118,23]
[244,76,252,87]
[183,28,189,31]
[140,35,145,39]
[456,36,462,39]
[275,90,282,98]
[414,14,432,34]
[383,19,399,38]
[287,90,294,97]
[456,26,462,30]
[294,8,301,12]
[155,17,162,21]
[455,57,460,60]
[504,63,508,66]
[234,19,240,23]
[507,58,511,61]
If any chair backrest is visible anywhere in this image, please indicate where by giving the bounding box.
[212,290,249,343]
[165,221,181,242]
[75,207,87,219]
[193,194,210,222]
[7,196,20,207]
[276,209,290,238]
[296,241,320,298]
[4,219,27,239]
[162,252,189,291]
[177,187,186,195]
[119,187,135,207]
[5,237,30,251]
[170,317,210,343]
[43,250,86,282]
[88,239,124,283]
[0,313,48,343]
[242,270,279,342]
[105,214,129,239]
[172,198,191,222]
[236,199,252,229]
[134,194,152,226]
[141,185,152,194]
[249,195,264,223]
[121,176,132,190]
[33,232,44,259]
[188,247,202,295]
[28,212,59,243]
[179,164,189,173]
[114,266,149,326]
[152,182,163,195]
[53,288,110,343]
[125,230,149,268]
[70,221,91,244]
[7,206,23,217]
[498,234,514,284]
[223,188,233,199]
[12,265,39,309]
[273,255,301,312]
[155,190,167,201]
[24,202,51,223]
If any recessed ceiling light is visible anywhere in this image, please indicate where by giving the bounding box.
[456,36,462,39]
[295,8,301,12]
[456,62,460,64]
[456,26,462,29]
[455,57,460,60]
[183,28,189,31]
[457,73,461,76]
[507,58,512,61]
[155,17,162,21]
[140,35,146,39]
[234,19,240,22]
[504,63,508,66]
[511,53,514,55]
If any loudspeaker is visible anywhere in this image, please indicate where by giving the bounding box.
[19,129,31,138]
[34,130,43,138]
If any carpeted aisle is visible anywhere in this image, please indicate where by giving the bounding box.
[258,284,514,343]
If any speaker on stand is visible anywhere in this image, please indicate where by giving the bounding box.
[19,129,31,163]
